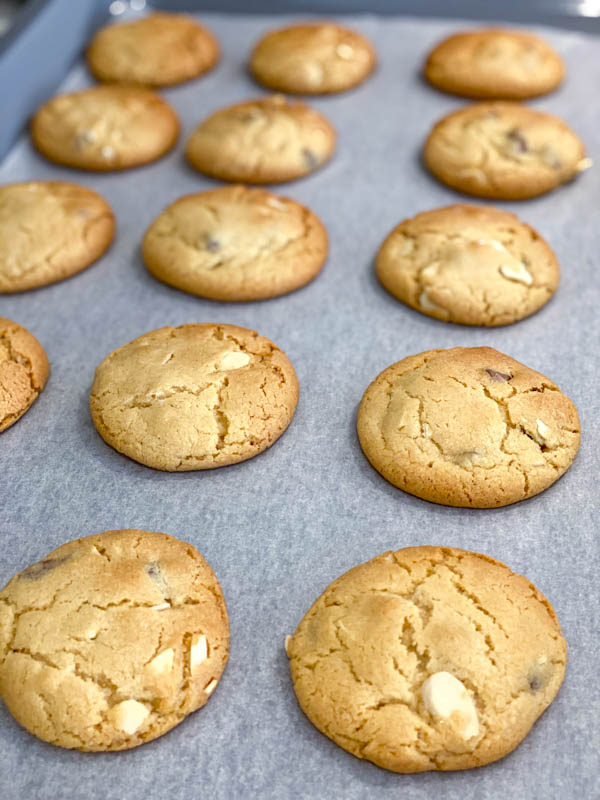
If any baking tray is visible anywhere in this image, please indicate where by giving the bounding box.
[0,4,599,800]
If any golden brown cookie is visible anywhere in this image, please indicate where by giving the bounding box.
[0,317,49,432]
[0,181,115,293]
[185,95,336,183]
[424,29,564,99]
[376,204,559,326]
[87,12,219,87]
[250,22,376,94]
[424,102,588,200]
[31,86,179,171]
[0,529,229,751]
[288,545,567,772]
[90,323,299,471]
[142,186,328,301]
[356,347,580,508]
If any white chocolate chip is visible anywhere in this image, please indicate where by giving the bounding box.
[150,602,170,611]
[499,261,533,286]
[537,655,548,666]
[101,145,116,160]
[536,419,551,441]
[266,196,287,211]
[284,635,292,656]
[303,62,324,87]
[476,238,508,254]
[454,449,486,467]
[420,262,440,281]
[108,699,149,735]
[148,647,174,675]
[419,290,448,315]
[336,43,354,59]
[576,157,593,173]
[421,672,479,739]
[204,678,218,695]
[397,238,415,256]
[421,422,432,439]
[190,634,208,670]
[219,351,250,371]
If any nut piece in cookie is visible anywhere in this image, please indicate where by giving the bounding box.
[376,204,559,326]
[356,346,580,507]
[287,545,567,772]
[142,186,328,301]
[250,22,376,94]
[0,317,49,432]
[89,323,299,471]
[0,182,115,293]
[185,95,336,183]
[87,13,219,87]
[424,102,587,200]
[424,29,564,100]
[31,86,179,171]
[0,529,229,751]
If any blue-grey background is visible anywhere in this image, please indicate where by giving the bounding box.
[0,6,599,800]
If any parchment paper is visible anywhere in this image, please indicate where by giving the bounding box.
[0,11,598,800]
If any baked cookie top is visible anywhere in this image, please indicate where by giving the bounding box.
[31,86,179,171]
[0,181,115,293]
[0,317,49,433]
[87,12,219,87]
[90,323,299,471]
[288,545,567,772]
[142,186,328,302]
[357,347,580,508]
[423,102,588,200]
[185,95,336,184]
[250,22,376,94]
[376,204,559,326]
[0,529,229,751]
[424,29,564,100]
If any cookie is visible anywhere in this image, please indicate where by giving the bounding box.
[185,95,336,184]
[0,529,229,751]
[250,22,376,94]
[31,86,179,171]
[0,318,49,432]
[142,186,328,302]
[0,181,115,293]
[87,12,219,88]
[90,323,299,471]
[356,347,580,508]
[424,29,564,99]
[424,102,588,200]
[376,204,559,326]
[287,545,567,772]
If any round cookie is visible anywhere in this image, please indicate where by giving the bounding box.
[424,29,564,100]
[0,181,115,293]
[31,86,179,171]
[90,323,299,471]
[0,317,49,432]
[356,347,580,508]
[87,13,219,88]
[424,102,588,200]
[0,529,229,751]
[376,204,559,326]
[142,186,328,301]
[287,545,567,772]
[250,22,376,95]
[185,95,336,184]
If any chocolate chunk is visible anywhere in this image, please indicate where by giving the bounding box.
[204,234,220,253]
[485,368,512,382]
[528,674,543,692]
[302,148,319,169]
[507,128,528,152]
[20,555,70,580]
